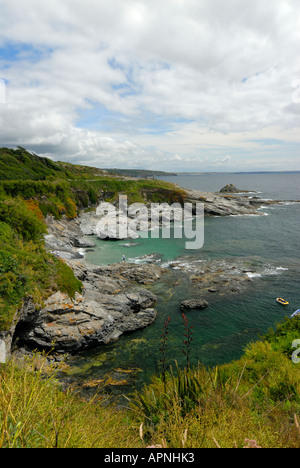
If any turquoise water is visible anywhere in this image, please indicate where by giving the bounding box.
[67,173,300,394]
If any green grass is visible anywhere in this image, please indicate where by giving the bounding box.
[0,356,140,448]
[0,147,66,181]
[0,319,299,448]
[130,318,300,448]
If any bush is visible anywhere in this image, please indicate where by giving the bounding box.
[54,258,83,298]
[264,317,300,358]
[0,198,47,242]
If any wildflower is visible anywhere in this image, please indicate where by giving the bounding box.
[243,439,262,448]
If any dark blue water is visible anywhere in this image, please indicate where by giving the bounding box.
[67,173,300,393]
[158,172,300,201]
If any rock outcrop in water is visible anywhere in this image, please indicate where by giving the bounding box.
[180,298,209,311]
[14,262,163,353]
[219,184,243,193]
[167,257,268,296]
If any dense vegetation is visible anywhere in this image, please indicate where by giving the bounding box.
[0,147,186,216]
[0,197,82,330]
[0,146,109,181]
[0,357,140,448]
[0,317,299,448]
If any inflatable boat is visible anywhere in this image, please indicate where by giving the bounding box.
[276,298,289,306]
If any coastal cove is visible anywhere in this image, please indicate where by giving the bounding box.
[60,173,300,397]
[0,150,300,448]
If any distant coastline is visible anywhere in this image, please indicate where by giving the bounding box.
[106,168,178,178]
[108,169,300,178]
[171,170,300,175]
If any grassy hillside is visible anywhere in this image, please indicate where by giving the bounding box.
[0,317,299,448]
[0,147,65,181]
[0,147,108,181]
[0,148,186,217]
[134,316,300,448]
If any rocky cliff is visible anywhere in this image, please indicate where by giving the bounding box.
[14,262,163,353]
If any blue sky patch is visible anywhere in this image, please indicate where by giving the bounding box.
[138,112,194,136]
[0,41,53,64]
[107,57,125,71]
[108,56,143,97]
[75,101,126,131]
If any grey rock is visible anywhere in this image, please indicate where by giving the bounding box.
[183,188,262,217]
[220,184,242,193]
[15,262,163,353]
[180,299,209,311]
[71,237,96,248]
[45,216,86,260]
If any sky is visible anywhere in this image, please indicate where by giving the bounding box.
[0,0,299,172]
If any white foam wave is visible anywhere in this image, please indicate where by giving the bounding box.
[279,201,298,206]
[246,265,288,279]
[246,272,262,279]
[229,213,269,217]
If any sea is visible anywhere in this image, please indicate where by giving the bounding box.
[64,172,300,397]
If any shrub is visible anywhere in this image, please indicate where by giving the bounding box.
[0,198,47,242]
[54,259,83,298]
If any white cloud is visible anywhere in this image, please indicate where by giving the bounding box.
[0,79,6,103]
[220,156,232,164]
[0,0,299,171]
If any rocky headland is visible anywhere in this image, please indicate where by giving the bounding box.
[183,188,277,217]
